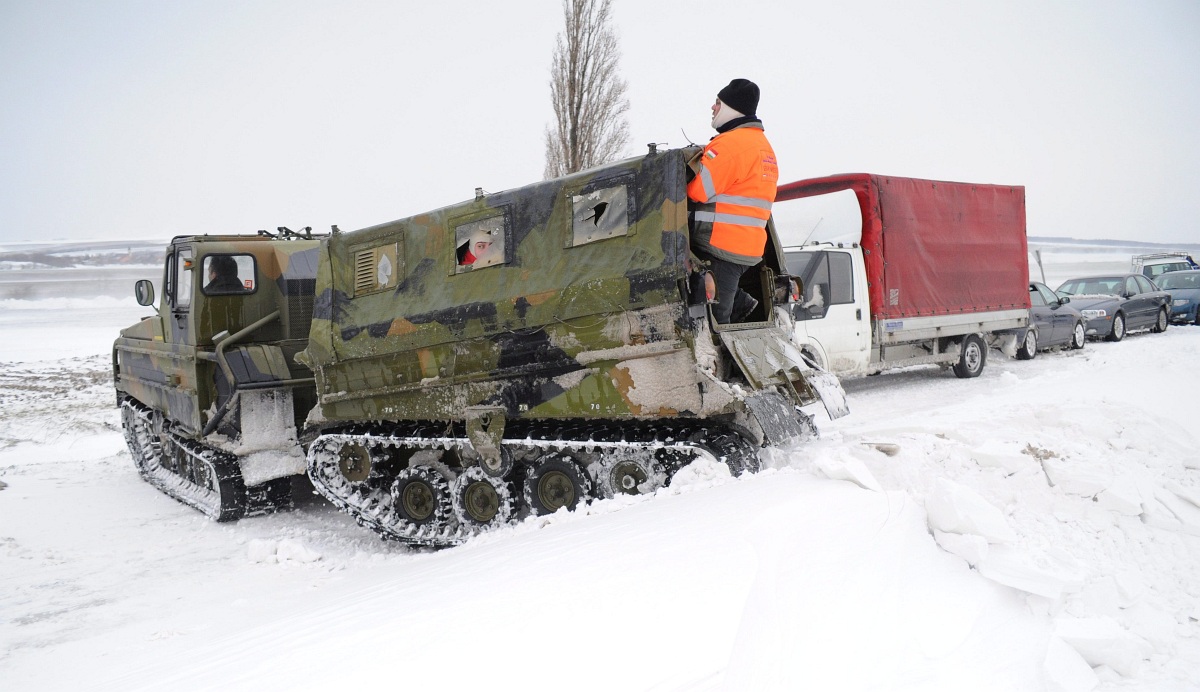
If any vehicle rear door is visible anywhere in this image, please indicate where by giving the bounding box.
[1134,275,1167,325]
[1028,284,1054,342]
[1048,283,1077,343]
[1123,275,1154,328]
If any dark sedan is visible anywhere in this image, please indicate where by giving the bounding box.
[1056,274,1171,341]
[1016,282,1087,359]
[1155,270,1200,325]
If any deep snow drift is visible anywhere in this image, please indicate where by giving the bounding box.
[1,250,1199,691]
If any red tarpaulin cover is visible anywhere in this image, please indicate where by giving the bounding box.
[776,174,1030,321]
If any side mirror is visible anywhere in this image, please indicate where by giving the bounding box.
[1059,296,1070,304]
[134,279,155,306]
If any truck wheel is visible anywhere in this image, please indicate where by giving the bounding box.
[1070,322,1086,349]
[1106,313,1126,342]
[1016,329,1038,360]
[952,334,986,378]
[1151,307,1168,333]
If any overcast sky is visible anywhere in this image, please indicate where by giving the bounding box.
[1,0,1197,245]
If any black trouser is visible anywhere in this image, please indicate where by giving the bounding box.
[696,251,758,324]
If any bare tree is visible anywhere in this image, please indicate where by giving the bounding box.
[544,0,630,178]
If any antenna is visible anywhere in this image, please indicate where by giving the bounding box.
[680,128,697,146]
[798,218,824,246]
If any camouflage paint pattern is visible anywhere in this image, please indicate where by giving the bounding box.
[297,147,823,438]
[114,235,322,440]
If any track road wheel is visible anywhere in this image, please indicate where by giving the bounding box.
[952,334,987,378]
[1107,313,1126,342]
[338,442,373,483]
[391,465,454,526]
[687,428,760,477]
[1016,328,1038,360]
[452,466,517,531]
[595,454,666,499]
[1070,321,1086,349]
[524,453,592,516]
[1152,307,1168,333]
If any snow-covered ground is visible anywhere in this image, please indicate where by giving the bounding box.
[1,248,1198,691]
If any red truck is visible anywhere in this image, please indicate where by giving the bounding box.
[773,173,1030,377]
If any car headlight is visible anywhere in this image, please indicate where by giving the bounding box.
[1080,309,1107,318]
[1173,299,1191,307]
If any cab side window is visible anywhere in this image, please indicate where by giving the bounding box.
[827,252,854,305]
[175,249,193,309]
[202,255,256,295]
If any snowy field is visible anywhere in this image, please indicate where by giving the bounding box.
[1,246,1199,691]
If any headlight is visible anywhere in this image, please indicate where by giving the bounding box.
[1080,309,1107,318]
[1173,299,1191,307]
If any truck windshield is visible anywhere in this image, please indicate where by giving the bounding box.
[784,251,821,280]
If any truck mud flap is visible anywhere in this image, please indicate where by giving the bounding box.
[719,329,849,421]
[743,389,816,446]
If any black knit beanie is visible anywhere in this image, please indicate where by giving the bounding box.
[717,79,760,117]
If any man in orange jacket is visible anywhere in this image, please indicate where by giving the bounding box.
[687,78,779,323]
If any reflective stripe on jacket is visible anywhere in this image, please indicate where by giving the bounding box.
[687,123,779,266]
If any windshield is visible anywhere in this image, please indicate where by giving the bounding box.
[1057,276,1123,296]
[1155,272,1200,290]
[783,250,822,280]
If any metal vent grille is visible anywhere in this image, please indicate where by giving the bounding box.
[354,250,376,296]
[351,243,401,297]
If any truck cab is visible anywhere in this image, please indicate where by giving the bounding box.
[783,243,872,372]
[115,232,322,452]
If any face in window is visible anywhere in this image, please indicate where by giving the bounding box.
[460,227,502,267]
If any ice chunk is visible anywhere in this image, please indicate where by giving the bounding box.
[924,478,1017,544]
[971,439,1029,474]
[277,539,321,563]
[1095,475,1143,516]
[1043,636,1099,692]
[933,529,989,567]
[1054,616,1151,677]
[1042,458,1111,497]
[248,539,278,563]
[977,545,1080,600]
[812,448,882,492]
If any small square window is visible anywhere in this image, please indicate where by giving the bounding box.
[455,215,507,272]
[569,181,630,247]
[202,254,256,295]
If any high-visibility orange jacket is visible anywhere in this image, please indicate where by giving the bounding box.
[686,122,779,266]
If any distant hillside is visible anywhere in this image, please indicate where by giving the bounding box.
[1028,236,1200,253]
[0,240,165,269]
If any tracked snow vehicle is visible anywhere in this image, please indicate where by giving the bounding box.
[113,229,322,520]
[299,146,847,547]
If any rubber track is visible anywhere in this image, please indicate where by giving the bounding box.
[307,418,760,549]
[121,398,289,521]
